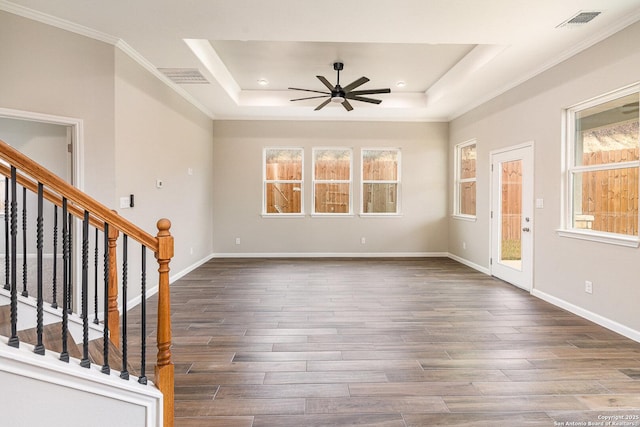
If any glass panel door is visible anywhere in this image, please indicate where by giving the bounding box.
[490,144,533,292]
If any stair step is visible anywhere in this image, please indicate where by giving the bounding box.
[15,322,83,359]
[0,304,11,336]
[88,338,137,376]
[6,321,136,374]
[0,289,103,343]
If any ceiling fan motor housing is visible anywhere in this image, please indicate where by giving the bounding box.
[331,85,346,102]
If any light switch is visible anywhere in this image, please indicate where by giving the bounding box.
[536,198,544,209]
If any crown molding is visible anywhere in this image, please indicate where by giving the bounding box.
[0,0,117,44]
[0,0,215,119]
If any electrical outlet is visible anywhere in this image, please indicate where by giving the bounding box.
[361,237,366,244]
[585,280,593,294]
[462,242,466,250]
[235,237,241,245]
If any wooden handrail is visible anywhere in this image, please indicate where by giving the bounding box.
[0,139,157,251]
[0,163,104,229]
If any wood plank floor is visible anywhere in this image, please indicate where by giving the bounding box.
[130,257,640,427]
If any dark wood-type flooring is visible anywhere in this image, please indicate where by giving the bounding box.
[130,257,640,427]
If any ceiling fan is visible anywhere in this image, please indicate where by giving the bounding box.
[289,62,390,111]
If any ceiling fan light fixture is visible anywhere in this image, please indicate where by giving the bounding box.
[331,96,345,103]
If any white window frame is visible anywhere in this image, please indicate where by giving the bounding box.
[311,147,353,216]
[262,147,304,217]
[360,148,401,216]
[453,139,477,221]
[558,84,640,247]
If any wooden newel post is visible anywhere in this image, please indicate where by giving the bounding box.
[155,218,174,427]
[107,212,120,348]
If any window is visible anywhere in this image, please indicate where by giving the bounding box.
[562,86,639,245]
[313,148,352,215]
[361,149,400,214]
[454,140,476,218]
[263,148,303,215]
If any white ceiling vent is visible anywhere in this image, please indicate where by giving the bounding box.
[158,68,209,84]
[557,11,601,28]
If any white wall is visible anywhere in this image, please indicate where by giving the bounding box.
[212,120,449,256]
[0,336,161,427]
[449,21,640,336]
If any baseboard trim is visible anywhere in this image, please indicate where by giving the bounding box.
[531,289,640,343]
[447,253,490,275]
[212,252,449,258]
[169,253,216,284]
[122,253,216,312]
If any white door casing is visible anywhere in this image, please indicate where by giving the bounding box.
[490,142,534,291]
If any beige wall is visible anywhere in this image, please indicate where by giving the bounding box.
[0,10,215,285]
[212,120,449,256]
[0,11,115,206]
[114,49,214,277]
[449,21,640,335]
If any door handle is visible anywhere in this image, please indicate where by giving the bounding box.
[522,227,530,232]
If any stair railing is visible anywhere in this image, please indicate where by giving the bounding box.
[0,139,174,427]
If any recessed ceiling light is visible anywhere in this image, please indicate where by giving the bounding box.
[396,81,406,88]
[257,78,269,86]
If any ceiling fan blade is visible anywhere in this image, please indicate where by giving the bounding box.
[342,76,369,92]
[314,98,332,111]
[288,87,330,95]
[290,95,330,102]
[347,95,382,105]
[316,76,334,91]
[348,88,391,96]
[342,100,354,111]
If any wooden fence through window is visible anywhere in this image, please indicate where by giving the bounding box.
[580,148,639,235]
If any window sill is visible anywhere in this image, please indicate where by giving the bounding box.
[452,214,477,222]
[359,213,402,218]
[556,228,640,248]
[261,214,306,218]
[310,213,354,218]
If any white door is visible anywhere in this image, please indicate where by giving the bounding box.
[490,143,534,291]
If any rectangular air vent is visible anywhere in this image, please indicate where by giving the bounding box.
[158,68,209,84]
[557,11,601,28]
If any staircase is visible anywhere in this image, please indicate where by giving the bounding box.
[0,139,175,427]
